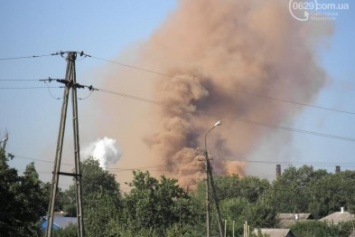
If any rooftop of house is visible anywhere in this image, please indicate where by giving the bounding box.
[253,228,295,237]
[278,213,312,228]
[40,216,77,231]
[320,208,355,225]
[278,213,312,220]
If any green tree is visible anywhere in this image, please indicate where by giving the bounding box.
[63,158,122,236]
[123,171,195,235]
[265,166,355,219]
[212,175,270,202]
[291,220,353,237]
[84,191,121,236]
[220,197,251,235]
[309,170,355,218]
[219,197,278,236]
[194,174,274,236]
[246,200,278,228]
[41,181,67,213]
[265,166,328,214]
[0,150,46,236]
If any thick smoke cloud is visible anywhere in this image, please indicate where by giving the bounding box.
[93,0,332,187]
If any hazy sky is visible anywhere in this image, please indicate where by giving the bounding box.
[1,0,354,189]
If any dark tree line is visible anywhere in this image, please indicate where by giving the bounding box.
[1,147,355,236]
[0,149,47,236]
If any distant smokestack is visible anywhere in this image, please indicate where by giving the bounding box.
[276,164,281,178]
[335,166,341,173]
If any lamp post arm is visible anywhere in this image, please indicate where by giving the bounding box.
[205,126,215,156]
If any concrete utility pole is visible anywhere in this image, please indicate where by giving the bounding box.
[208,157,224,237]
[205,151,211,237]
[204,120,223,237]
[46,51,84,237]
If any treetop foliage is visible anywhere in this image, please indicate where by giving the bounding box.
[2,149,355,237]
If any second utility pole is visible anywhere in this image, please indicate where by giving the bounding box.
[46,51,84,237]
[204,120,223,237]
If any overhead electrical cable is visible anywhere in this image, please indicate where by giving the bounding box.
[11,153,355,171]
[52,78,355,144]
[0,79,43,82]
[0,53,59,61]
[0,77,65,92]
[11,154,74,166]
[1,73,355,143]
[232,117,355,143]
[0,86,62,90]
[2,53,355,145]
[96,87,165,106]
[228,89,355,115]
[85,54,355,115]
[0,51,89,61]
[84,54,174,78]
[2,52,353,115]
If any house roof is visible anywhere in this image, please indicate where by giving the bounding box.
[254,228,294,237]
[52,216,77,228]
[40,216,77,230]
[320,211,355,225]
[278,213,312,227]
[279,213,311,220]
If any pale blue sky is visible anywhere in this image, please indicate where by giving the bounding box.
[1,1,354,187]
[248,6,355,177]
[0,1,176,187]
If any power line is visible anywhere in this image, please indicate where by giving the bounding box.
[0,86,62,90]
[220,157,355,166]
[60,79,355,144]
[2,53,355,115]
[85,54,355,116]
[0,53,59,61]
[0,51,88,62]
[96,87,165,106]
[0,78,65,91]
[4,75,354,115]
[2,52,354,115]
[84,54,173,78]
[0,76,163,105]
[2,76,355,144]
[78,90,94,100]
[230,89,355,115]
[11,153,355,172]
[231,118,355,143]
[0,79,43,82]
[43,81,62,100]
[0,77,64,82]
[11,154,74,167]
[1,62,354,146]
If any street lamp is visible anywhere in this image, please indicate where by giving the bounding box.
[204,120,222,237]
[205,120,222,154]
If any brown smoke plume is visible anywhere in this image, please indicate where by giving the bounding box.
[91,0,332,187]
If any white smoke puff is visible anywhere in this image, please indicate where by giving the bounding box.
[82,137,122,170]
